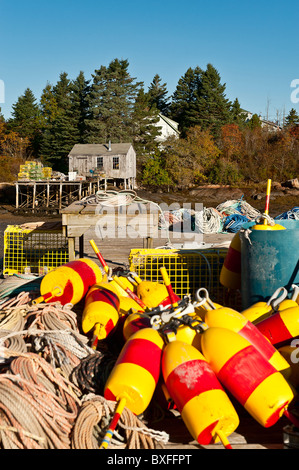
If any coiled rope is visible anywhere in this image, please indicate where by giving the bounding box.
[0,352,80,449]
[216,198,261,220]
[71,394,169,449]
[194,208,223,233]
[71,349,117,396]
[223,214,250,233]
[275,207,299,220]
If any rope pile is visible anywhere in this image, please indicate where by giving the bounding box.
[0,285,169,449]
[275,207,299,220]
[71,394,168,449]
[160,197,262,234]
[194,208,223,234]
[0,352,80,449]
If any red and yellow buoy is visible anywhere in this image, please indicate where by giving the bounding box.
[255,305,299,348]
[241,287,287,324]
[82,282,120,348]
[122,312,151,341]
[101,328,164,448]
[202,306,291,375]
[278,343,299,389]
[162,340,239,448]
[34,258,103,306]
[104,328,164,416]
[201,327,294,427]
[219,232,242,290]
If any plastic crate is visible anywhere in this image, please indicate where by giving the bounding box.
[3,224,69,276]
[129,248,241,309]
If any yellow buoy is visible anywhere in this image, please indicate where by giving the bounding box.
[203,306,291,376]
[82,283,120,347]
[219,232,242,290]
[36,258,103,306]
[201,327,294,428]
[104,328,164,416]
[162,340,239,447]
[242,287,287,324]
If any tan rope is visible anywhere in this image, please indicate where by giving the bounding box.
[71,394,168,449]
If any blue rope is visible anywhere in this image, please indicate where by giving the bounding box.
[223,214,250,233]
[275,207,299,220]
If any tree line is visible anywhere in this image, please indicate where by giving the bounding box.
[0,57,298,186]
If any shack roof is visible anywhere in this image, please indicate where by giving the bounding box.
[68,143,133,157]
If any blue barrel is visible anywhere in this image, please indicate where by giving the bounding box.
[240,220,299,309]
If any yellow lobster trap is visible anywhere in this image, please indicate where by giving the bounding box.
[129,248,241,309]
[3,222,69,276]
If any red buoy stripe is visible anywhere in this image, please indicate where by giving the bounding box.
[238,321,276,361]
[67,260,98,296]
[165,359,223,412]
[255,313,292,346]
[115,338,162,383]
[51,279,74,304]
[223,246,241,273]
[105,318,116,335]
[160,293,181,307]
[88,288,120,311]
[217,345,276,406]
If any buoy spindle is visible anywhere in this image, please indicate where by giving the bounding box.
[100,397,127,449]
[32,286,62,305]
[160,267,178,308]
[113,276,147,309]
[89,239,109,274]
[215,429,233,449]
[263,178,271,225]
[284,409,299,429]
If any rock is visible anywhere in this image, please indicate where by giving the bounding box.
[281,178,299,189]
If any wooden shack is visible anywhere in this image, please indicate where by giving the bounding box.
[68,142,136,189]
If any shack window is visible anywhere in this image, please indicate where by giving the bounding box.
[97,157,103,169]
[113,156,119,169]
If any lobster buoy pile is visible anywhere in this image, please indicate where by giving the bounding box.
[1,229,299,450]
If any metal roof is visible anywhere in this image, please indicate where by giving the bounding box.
[68,143,133,157]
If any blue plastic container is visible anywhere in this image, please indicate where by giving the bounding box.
[240,219,299,309]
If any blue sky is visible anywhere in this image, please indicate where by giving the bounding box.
[1,0,298,124]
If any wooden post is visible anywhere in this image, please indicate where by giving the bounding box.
[79,234,84,258]
[47,183,50,207]
[68,237,76,261]
[15,183,19,209]
[32,183,36,209]
[59,182,63,209]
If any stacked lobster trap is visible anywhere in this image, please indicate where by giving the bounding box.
[3,223,69,277]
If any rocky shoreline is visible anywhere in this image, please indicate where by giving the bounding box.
[0,181,299,218]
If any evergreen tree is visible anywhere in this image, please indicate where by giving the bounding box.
[194,64,232,137]
[39,83,58,163]
[230,98,247,127]
[247,113,262,129]
[147,74,170,115]
[9,88,41,155]
[71,71,90,143]
[131,88,161,170]
[285,108,299,127]
[9,88,39,139]
[169,66,202,137]
[86,58,142,143]
[40,73,79,172]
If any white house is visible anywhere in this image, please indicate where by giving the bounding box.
[155,113,180,143]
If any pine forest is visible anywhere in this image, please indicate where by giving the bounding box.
[1,58,299,188]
